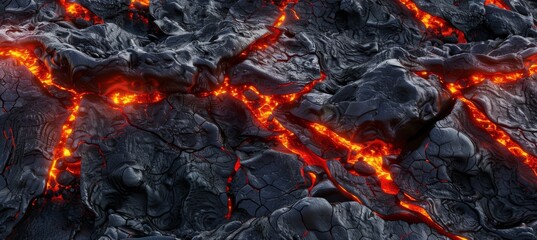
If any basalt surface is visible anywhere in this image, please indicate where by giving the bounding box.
[1,0,537,239]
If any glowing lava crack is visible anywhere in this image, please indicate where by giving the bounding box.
[418,58,537,177]
[1,0,537,239]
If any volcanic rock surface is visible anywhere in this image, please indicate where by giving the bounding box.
[1,0,537,239]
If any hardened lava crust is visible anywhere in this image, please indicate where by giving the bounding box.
[1,0,537,239]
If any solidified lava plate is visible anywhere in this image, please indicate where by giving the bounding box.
[1,0,537,239]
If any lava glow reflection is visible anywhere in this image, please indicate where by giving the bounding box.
[398,0,466,42]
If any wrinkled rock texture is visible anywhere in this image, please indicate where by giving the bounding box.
[1,0,537,239]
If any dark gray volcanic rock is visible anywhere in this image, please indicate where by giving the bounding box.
[467,78,537,156]
[0,0,537,240]
[291,58,453,144]
[0,58,69,238]
[394,101,537,239]
[194,197,449,240]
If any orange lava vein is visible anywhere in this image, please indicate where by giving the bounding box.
[238,0,297,58]
[0,47,167,194]
[109,91,164,106]
[419,59,537,176]
[59,0,103,24]
[399,199,466,240]
[211,73,329,218]
[307,122,466,239]
[128,0,150,24]
[46,90,164,191]
[213,74,327,167]
[46,96,82,192]
[215,73,454,237]
[225,157,241,219]
[216,2,464,238]
[485,0,510,10]
[0,48,77,95]
[130,0,150,8]
[449,63,537,95]
[0,48,83,193]
[398,0,466,43]
[309,123,400,194]
[461,98,537,175]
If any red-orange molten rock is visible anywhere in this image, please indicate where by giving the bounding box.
[1,0,537,240]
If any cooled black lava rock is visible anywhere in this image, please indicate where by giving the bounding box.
[0,0,537,240]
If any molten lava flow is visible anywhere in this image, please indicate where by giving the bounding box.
[0,47,168,196]
[0,48,77,95]
[309,123,400,194]
[108,91,164,106]
[0,2,466,237]
[449,62,537,93]
[0,49,52,84]
[461,98,537,175]
[45,90,165,193]
[0,49,50,85]
[46,96,83,192]
[128,0,150,24]
[211,74,332,218]
[485,0,510,10]
[211,2,468,239]
[214,64,458,238]
[0,47,82,193]
[225,157,241,220]
[215,73,325,131]
[399,197,468,240]
[397,0,466,43]
[58,0,104,24]
[448,71,527,95]
[306,122,465,238]
[212,74,327,166]
[419,59,537,96]
[129,0,150,8]
[237,0,298,58]
[418,61,537,177]
[306,171,317,193]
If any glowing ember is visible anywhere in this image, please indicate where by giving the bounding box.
[306,171,317,192]
[272,1,298,31]
[397,0,466,43]
[484,0,510,10]
[108,91,164,105]
[399,201,432,221]
[59,0,104,24]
